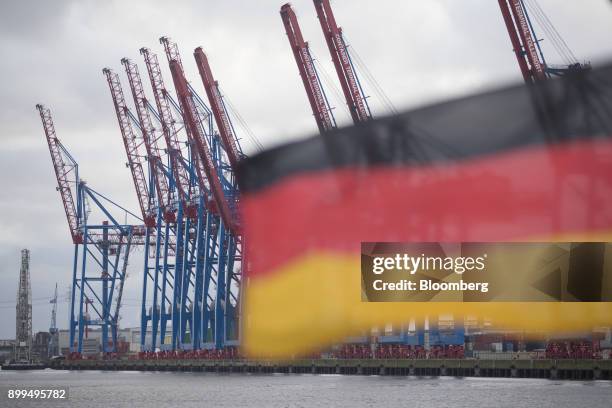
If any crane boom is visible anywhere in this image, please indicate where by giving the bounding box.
[194,47,240,171]
[498,0,546,83]
[313,0,370,123]
[160,37,238,233]
[103,68,154,227]
[121,58,173,221]
[280,3,336,134]
[158,37,210,204]
[36,104,82,244]
[140,47,191,205]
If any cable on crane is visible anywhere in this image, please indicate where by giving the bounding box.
[310,49,352,119]
[219,89,265,152]
[342,35,398,115]
[522,0,579,65]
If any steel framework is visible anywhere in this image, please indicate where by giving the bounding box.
[137,47,197,352]
[42,34,246,357]
[96,38,243,354]
[48,283,59,357]
[160,37,241,350]
[14,249,32,362]
[37,104,140,354]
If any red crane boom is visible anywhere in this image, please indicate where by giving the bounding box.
[140,47,192,207]
[498,0,546,83]
[160,37,238,233]
[103,68,154,227]
[313,0,370,123]
[121,58,174,222]
[36,104,82,244]
[194,47,240,171]
[280,3,335,134]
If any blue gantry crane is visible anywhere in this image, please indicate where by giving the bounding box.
[98,36,244,357]
[37,104,142,355]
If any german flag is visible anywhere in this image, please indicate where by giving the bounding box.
[237,63,612,357]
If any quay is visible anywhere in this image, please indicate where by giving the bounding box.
[51,358,612,380]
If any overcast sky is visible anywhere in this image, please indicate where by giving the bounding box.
[0,0,611,339]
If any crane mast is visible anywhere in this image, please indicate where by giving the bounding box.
[103,68,154,227]
[121,58,174,221]
[498,0,546,83]
[36,104,82,244]
[313,0,370,123]
[281,3,336,134]
[48,283,59,357]
[194,47,241,171]
[161,37,238,234]
[140,47,192,207]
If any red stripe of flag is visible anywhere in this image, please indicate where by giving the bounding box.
[243,138,612,277]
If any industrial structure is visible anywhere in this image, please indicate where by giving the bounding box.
[48,283,59,357]
[14,249,32,362]
[313,0,372,123]
[35,0,595,360]
[39,34,247,356]
[281,3,337,133]
[37,103,141,355]
[498,0,590,83]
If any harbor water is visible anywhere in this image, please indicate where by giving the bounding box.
[1,370,612,407]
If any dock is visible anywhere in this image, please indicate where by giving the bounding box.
[50,358,612,381]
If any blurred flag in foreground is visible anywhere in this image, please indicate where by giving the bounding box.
[237,63,612,358]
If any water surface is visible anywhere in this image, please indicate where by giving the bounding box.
[1,369,611,407]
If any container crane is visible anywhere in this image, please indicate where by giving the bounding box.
[118,61,184,350]
[498,0,590,84]
[313,0,371,123]
[48,283,59,357]
[193,46,244,351]
[281,3,337,133]
[37,104,138,355]
[139,47,199,352]
[161,37,241,351]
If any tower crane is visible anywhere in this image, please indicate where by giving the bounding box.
[498,0,590,84]
[281,3,337,134]
[48,283,59,357]
[313,0,371,123]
